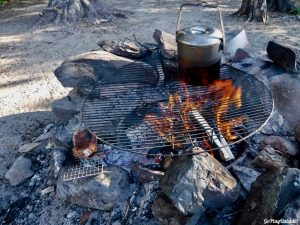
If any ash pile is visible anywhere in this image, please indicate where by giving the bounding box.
[2,29,300,225]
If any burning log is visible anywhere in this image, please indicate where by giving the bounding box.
[191,110,235,161]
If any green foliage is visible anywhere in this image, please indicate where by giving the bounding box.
[0,0,8,6]
[291,7,300,15]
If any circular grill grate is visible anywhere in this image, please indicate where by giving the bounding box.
[81,60,273,156]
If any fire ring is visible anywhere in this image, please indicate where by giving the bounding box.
[81,60,274,158]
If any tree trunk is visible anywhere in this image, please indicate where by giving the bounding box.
[38,0,114,24]
[234,0,296,22]
[234,0,268,22]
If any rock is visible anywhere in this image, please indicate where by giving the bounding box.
[52,96,80,123]
[66,210,78,219]
[98,40,151,59]
[57,166,130,211]
[5,156,34,186]
[153,29,177,59]
[160,151,240,215]
[262,135,300,157]
[232,166,261,192]
[28,213,36,221]
[54,62,96,91]
[18,142,42,153]
[52,147,70,178]
[54,51,133,88]
[131,163,164,184]
[232,48,252,62]
[41,186,55,195]
[282,196,300,225]
[151,193,191,225]
[237,168,300,225]
[295,124,300,144]
[252,145,288,169]
[271,74,300,129]
[33,132,53,143]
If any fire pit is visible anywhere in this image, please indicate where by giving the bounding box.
[81,53,274,160]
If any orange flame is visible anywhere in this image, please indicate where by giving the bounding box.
[145,79,244,149]
[210,80,245,141]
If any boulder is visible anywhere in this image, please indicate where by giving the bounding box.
[151,193,191,225]
[282,196,300,225]
[262,135,300,157]
[56,166,130,211]
[232,48,253,63]
[51,96,80,123]
[55,51,158,89]
[232,166,261,192]
[160,151,240,216]
[54,62,96,91]
[271,74,300,129]
[153,30,177,59]
[5,156,34,186]
[56,50,133,84]
[252,145,288,169]
[237,168,300,225]
[131,163,164,184]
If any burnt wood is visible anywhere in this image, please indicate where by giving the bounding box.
[267,41,299,73]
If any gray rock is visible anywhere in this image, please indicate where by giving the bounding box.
[52,147,69,178]
[232,166,261,192]
[153,29,177,59]
[232,48,253,63]
[253,145,288,169]
[57,166,130,211]
[271,74,300,129]
[282,196,300,225]
[131,163,164,184]
[160,151,240,215]
[151,193,191,225]
[238,168,300,225]
[54,62,96,91]
[52,96,80,123]
[5,156,34,186]
[54,50,134,88]
[262,135,300,157]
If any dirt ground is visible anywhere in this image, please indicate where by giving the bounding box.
[0,0,299,189]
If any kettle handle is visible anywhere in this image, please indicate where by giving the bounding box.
[176,2,225,48]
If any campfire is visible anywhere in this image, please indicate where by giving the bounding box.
[144,79,245,160]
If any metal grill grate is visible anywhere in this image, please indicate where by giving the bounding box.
[81,56,273,156]
[63,160,103,181]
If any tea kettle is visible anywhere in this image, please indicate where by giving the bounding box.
[176,2,225,70]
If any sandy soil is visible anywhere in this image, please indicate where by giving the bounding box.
[0,0,299,175]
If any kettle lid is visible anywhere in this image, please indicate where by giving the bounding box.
[176,25,223,47]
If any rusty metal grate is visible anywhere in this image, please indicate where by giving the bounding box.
[81,56,273,156]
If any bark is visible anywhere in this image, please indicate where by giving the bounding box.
[234,0,268,22]
[38,0,115,24]
[234,0,296,22]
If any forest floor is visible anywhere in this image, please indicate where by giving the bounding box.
[0,0,299,211]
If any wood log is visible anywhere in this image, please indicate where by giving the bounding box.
[267,41,299,73]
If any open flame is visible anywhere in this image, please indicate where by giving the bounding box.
[209,80,245,141]
[145,79,245,150]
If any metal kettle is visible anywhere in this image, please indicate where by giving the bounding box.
[176,2,225,73]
